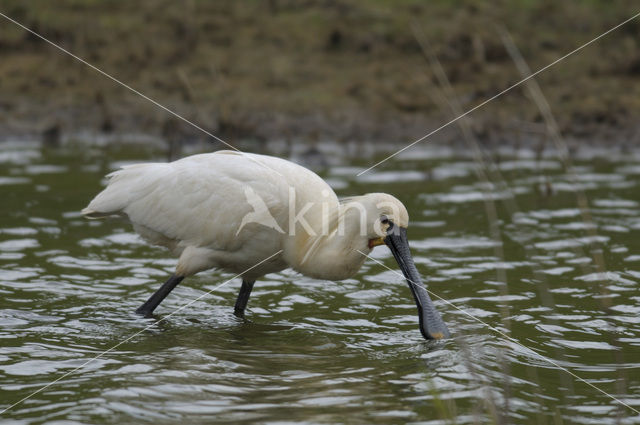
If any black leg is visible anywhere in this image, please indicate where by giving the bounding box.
[136,274,185,317]
[234,280,255,317]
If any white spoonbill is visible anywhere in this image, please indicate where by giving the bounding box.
[82,150,449,340]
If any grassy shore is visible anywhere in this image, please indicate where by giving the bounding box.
[1,0,639,146]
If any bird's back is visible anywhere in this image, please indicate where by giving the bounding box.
[83,151,334,258]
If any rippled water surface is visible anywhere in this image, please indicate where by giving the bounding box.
[1,142,640,424]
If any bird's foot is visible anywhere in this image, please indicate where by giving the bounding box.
[135,306,154,317]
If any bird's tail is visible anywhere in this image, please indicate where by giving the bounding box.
[81,163,165,219]
[81,208,112,219]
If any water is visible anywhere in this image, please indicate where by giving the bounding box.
[1,141,640,424]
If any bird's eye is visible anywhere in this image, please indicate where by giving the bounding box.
[380,215,390,224]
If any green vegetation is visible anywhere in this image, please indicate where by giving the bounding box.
[0,0,639,144]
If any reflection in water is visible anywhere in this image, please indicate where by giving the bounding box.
[0,143,639,423]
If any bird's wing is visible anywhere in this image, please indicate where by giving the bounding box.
[83,152,291,251]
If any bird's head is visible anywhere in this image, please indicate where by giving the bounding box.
[354,193,450,341]
[356,193,409,249]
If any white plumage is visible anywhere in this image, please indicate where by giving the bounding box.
[83,150,449,340]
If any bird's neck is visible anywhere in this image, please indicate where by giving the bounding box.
[285,201,368,280]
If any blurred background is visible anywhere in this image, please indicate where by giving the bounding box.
[1,0,639,150]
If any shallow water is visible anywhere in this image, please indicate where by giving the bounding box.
[1,141,639,424]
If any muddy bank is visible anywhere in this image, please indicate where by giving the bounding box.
[1,1,639,148]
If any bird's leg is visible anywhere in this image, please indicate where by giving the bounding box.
[233,280,255,317]
[135,274,185,317]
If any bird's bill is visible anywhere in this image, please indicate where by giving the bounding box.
[384,226,450,340]
[368,236,385,249]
